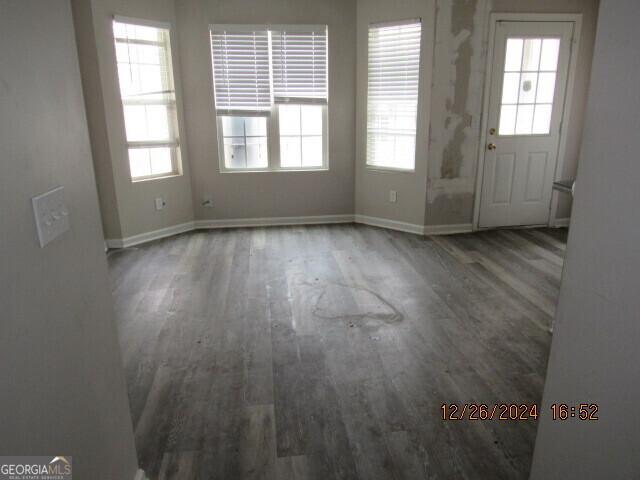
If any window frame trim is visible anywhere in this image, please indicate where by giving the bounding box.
[216,104,329,173]
[365,18,422,173]
[112,15,184,182]
[210,23,330,173]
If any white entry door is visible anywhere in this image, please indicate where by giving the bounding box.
[478,21,575,228]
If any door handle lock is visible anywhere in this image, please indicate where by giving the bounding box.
[487,143,497,151]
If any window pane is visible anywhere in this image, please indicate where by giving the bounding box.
[366,20,421,169]
[394,136,416,170]
[124,105,171,142]
[301,136,322,167]
[367,134,394,167]
[245,117,267,137]
[522,39,541,71]
[126,23,160,42]
[540,38,560,71]
[114,21,180,180]
[146,105,172,140]
[504,38,523,71]
[220,116,268,169]
[150,147,173,175]
[128,148,151,178]
[515,104,534,134]
[223,137,246,169]
[301,105,322,135]
[536,72,556,103]
[532,104,553,134]
[519,72,538,104]
[280,137,302,167]
[500,37,559,138]
[499,105,517,135]
[246,137,269,168]
[123,105,147,141]
[279,105,301,136]
[221,116,245,137]
[502,72,520,104]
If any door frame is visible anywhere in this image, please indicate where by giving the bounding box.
[472,12,583,230]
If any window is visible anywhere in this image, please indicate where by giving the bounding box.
[279,105,324,168]
[220,116,269,169]
[499,37,560,136]
[210,25,328,171]
[113,19,181,181]
[366,19,422,170]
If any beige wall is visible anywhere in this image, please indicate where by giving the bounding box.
[73,0,195,239]
[0,1,138,478]
[176,0,357,221]
[531,0,640,476]
[354,0,598,229]
[79,0,598,238]
[355,0,435,227]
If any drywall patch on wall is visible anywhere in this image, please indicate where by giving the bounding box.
[426,0,489,226]
[441,0,475,179]
[427,177,476,224]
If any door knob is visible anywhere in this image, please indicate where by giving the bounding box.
[488,143,497,150]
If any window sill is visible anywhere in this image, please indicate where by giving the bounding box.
[220,167,329,174]
[365,165,416,173]
[131,172,183,183]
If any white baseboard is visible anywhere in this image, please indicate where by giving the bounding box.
[194,214,354,229]
[105,221,195,249]
[105,215,474,249]
[105,215,354,248]
[354,214,425,235]
[423,223,473,235]
[133,469,148,480]
[552,217,571,227]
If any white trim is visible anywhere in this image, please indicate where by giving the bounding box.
[216,104,329,173]
[552,217,570,228]
[195,214,353,229]
[423,223,473,236]
[472,12,583,231]
[104,216,478,249]
[370,18,422,28]
[105,221,195,249]
[354,215,424,235]
[133,468,148,480]
[548,15,582,227]
[113,15,171,30]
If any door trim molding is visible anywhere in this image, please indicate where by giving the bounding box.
[472,12,583,231]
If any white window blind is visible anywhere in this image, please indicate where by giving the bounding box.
[271,26,328,104]
[210,26,271,114]
[366,19,422,170]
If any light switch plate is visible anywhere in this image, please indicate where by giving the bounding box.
[32,186,70,247]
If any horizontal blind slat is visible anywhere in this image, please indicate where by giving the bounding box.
[210,28,271,112]
[272,27,328,102]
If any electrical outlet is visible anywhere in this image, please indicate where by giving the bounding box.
[155,197,166,211]
[202,194,214,208]
[389,190,397,203]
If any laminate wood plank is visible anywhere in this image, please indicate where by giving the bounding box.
[108,224,567,480]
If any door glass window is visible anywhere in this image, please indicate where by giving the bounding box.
[499,37,560,135]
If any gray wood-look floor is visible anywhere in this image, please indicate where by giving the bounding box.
[108,224,568,480]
